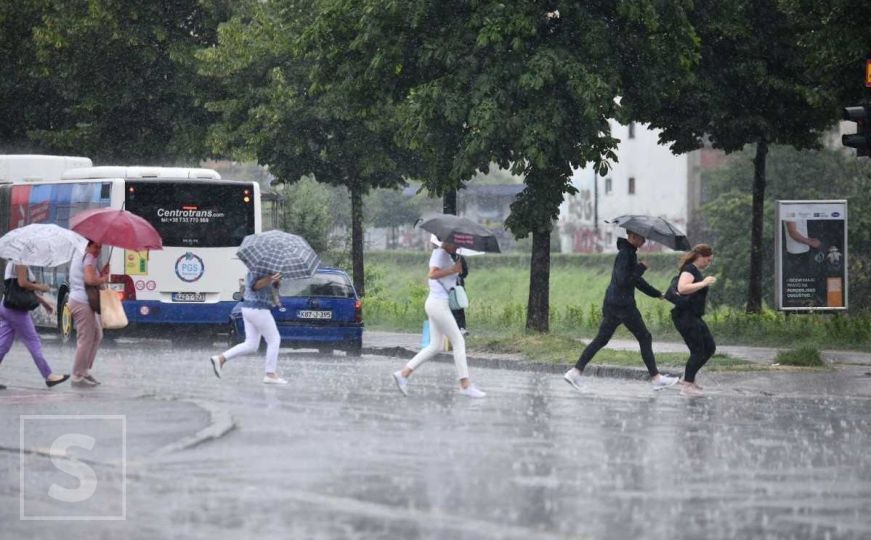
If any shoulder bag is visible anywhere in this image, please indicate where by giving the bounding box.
[3,277,40,311]
[664,274,690,307]
[438,279,469,311]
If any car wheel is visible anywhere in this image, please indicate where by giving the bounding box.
[58,291,76,346]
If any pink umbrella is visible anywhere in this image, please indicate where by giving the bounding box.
[70,208,163,251]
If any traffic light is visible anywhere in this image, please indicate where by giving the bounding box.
[842,105,871,157]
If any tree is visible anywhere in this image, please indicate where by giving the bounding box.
[367,188,422,249]
[700,146,871,308]
[278,177,334,254]
[198,1,412,295]
[12,0,232,162]
[0,0,60,152]
[301,0,698,331]
[631,1,840,313]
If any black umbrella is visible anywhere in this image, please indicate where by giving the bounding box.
[417,214,501,253]
[610,215,691,251]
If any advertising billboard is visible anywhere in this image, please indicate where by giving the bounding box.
[775,200,848,311]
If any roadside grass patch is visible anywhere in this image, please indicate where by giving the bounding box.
[775,346,826,368]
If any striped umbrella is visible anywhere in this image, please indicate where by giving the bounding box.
[236,230,320,278]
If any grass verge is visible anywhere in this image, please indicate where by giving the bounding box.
[775,346,826,368]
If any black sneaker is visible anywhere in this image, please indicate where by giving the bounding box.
[46,374,70,388]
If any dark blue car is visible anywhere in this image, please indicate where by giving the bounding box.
[229,267,363,355]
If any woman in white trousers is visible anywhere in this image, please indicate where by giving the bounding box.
[392,241,485,398]
[210,271,286,384]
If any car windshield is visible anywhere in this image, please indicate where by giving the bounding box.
[279,273,355,298]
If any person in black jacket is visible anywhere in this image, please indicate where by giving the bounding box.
[564,232,678,391]
[671,244,716,396]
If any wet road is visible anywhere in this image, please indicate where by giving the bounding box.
[1,338,870,539]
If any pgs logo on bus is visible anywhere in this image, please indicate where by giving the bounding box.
[175,252,205,283]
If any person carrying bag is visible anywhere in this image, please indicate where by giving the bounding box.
[67,241,110,387]
[0,262,69,388]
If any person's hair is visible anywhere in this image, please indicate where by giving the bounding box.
[679,244,713,270]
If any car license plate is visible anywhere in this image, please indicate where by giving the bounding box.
[172,292,206,302]
[297,310,332,320]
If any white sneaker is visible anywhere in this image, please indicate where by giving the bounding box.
[459,385,486,398]
[652,374,680,388]
[563,367,584,391]
[263,375,288,385]
[210,356,222,379]
[392,371,408,396]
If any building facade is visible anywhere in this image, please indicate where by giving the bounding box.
[558,121,705,253]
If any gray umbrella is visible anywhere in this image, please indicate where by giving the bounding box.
[610,215,691,251]
[417,214,501,253]
[236,230,320,278]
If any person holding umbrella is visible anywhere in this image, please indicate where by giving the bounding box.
[0,223,85,389]
[671,244,717,396]
[67,240,109,387]
[209,230,320,384]
[0,262,69,388]
[563,230,679,391]
[69,208,163,387]
[392,239,484,397]
[393,214,498,398]
[210,271,286,384]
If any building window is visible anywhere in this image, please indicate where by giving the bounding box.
[628,177,636,194]
[628,122,635,139]
[604,177,612,194]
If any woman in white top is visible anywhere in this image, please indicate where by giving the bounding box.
[67,241,108,387]
[392,241,485,398]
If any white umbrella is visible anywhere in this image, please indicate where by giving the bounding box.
[0,224,89,267]
[429,234,485,257]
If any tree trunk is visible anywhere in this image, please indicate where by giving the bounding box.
[443,189,457,215]
[350,182,365,296]
[526,229,550,332]
[746,139,768,313]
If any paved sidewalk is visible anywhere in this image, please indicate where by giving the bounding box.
[363,330,871,367]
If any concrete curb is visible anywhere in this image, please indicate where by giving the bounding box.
[362,346,653,381]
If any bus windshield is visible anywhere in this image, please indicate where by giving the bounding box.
[125,181,255,248]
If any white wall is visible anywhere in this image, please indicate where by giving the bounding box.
[559,121,697,253]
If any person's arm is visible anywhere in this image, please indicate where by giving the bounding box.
[785,221,821,249]
[252,273,282,290]
[636,276,663,298]
[677,271,716,295]
[16,265,48,292]
[428,258,462,279]
[84,262,109,287]
[612,251,646,289]
[15,266,53,313]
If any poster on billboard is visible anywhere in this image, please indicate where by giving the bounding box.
[775,200,848,311]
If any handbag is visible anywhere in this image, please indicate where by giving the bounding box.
[449,285,469,311]
[85,285,102,313]
[99,288,128,329]
[2,277,40,311]
[664,274,690,307]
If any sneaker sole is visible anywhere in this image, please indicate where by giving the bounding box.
[210,358,221,379]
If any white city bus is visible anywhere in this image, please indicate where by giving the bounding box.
[0,159,261,340]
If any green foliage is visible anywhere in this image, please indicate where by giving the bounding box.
[775,346,825,367]
[277,178,334,254]
[21,0,232,161]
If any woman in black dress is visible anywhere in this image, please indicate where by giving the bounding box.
[671,244,717,396]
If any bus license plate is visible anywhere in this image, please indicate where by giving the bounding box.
[297,310,332,320]
[172,292,206,302]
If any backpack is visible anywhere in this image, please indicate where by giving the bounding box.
[664,274,691,307]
